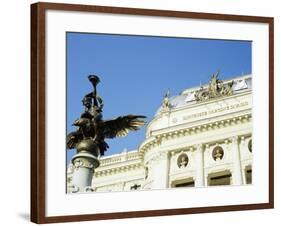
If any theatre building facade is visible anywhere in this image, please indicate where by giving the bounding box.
[67,74,253,192]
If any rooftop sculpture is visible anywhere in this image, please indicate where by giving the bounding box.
[160,89,171,112]
[195,72,234,102]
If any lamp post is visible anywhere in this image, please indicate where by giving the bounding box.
[68,75,102,193]
[70,139,100,193]
[66,75,146,193]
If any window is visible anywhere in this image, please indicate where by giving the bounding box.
[171,178,194,188]
[245,166,252,184]
[175,181,195,187]
[208,170,232,186]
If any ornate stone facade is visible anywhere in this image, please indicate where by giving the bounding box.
[67,74,252,192]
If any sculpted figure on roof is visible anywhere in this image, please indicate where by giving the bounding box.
[195,72,233,102]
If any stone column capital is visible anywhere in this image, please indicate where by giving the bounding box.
[231,135,243,185]
[195,143,205,187]
[72,152,100,170]
[195,143,204,151]
[170,151,176,156]
[151,151,168,163]
[189,146,195,152]
[231,136,240,144]
[160,151,169,160]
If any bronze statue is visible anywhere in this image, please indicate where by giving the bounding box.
[67,75,146,156]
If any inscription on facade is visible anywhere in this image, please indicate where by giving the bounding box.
[172,101,249,123]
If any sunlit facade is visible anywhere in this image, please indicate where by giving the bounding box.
[67,74,252,192]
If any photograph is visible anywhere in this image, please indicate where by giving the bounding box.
[65,33,253,193]
[30,3,273,222]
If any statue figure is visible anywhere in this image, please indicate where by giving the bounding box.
[214,149,223,160]
[213,146,224,161]
[177,153,189,168]
[81,75,103,120]
[179,155,188,168]
[194,86,209,101]
[67,75,146,156]
[220,80,234,96]
[208,71,222,98]
[194,71,234,102]
[161,89,171,111]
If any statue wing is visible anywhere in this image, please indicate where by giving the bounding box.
[101,115,146,139]
[66,130,83,149]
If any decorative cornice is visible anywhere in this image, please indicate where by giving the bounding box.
[195,143,204,151]
[99,151,141,167]
[149,151,168,164]
[150,86,251,129]
[231,135,240,144]
[94,162,143,177]
[139,113,251,155]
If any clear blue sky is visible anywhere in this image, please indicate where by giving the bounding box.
[66,32,251,164]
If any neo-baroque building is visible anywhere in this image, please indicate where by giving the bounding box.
[67,74,252,192]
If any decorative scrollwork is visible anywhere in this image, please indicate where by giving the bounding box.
[68,185,80,193]
[73,159,94,169]
[85,186,95,192]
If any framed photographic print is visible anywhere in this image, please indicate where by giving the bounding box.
[31,2,274,223]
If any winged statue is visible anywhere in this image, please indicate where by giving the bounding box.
[66,75,146,156]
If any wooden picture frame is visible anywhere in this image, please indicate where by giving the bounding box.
[31,2,274,223]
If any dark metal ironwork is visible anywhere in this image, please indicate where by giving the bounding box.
[67,75,146,157]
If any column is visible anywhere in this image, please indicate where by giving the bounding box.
[231,136,243,185]
[150,151,170,189]
[204,144,210,185]
[195,144,205,187]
